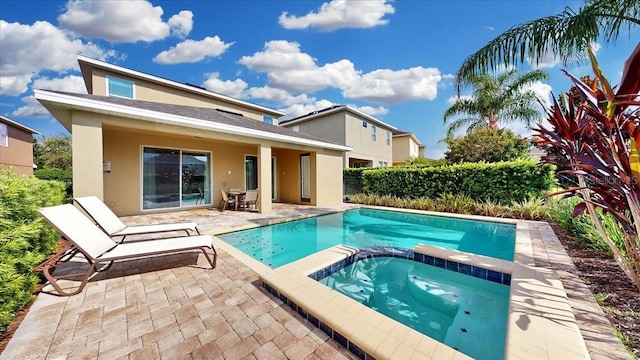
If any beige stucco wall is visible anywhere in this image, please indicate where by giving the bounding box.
[90,69,279,122]
[344,113,393,167]
[64,109,346,216]
[0,124,34,175]
[392,135,420,164]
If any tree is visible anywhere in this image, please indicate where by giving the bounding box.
[34,135,72,172]
[533,44,640,290]
[455,0,640,89]
[443,69,548,136]
[444,129,531,163]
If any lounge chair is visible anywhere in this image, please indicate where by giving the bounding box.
[38,204,217,296]
[74,196,199,242]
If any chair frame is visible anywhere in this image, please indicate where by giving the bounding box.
[38,204,217,296]
[219,189,236,212]
[74,196,200,242]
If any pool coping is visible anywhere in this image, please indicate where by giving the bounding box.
[211,206,591,359]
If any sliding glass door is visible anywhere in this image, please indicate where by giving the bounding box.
[142,147,211,210]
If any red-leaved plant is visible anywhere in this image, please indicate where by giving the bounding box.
[533,43,640,290]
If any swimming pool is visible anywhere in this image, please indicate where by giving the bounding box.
[218,208,516,267]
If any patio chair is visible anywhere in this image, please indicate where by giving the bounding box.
[219,189,236,212]
[38,204,217,296]
[74,196,199,242]
[241,189,259,211]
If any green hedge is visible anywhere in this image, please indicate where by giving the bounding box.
[34,168,72,199]
[344,168,368,194]
[360,160,554,204]
[0,169,66,332]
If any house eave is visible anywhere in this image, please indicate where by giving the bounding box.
[34,90,351,152]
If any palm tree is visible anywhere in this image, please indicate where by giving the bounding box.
[443,69,549,136]
[455,0,640,89]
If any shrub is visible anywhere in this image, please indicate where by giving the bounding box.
[360,160,553,204]
[344,168,368,195]
[445,129,531,163]
[34,168,72,199]
[0,169,65,332]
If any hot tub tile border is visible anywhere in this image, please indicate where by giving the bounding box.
[307,246,511,286]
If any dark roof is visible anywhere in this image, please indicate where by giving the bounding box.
[47,91,341,146]
[391,129,411,136]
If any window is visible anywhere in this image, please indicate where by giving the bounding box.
[142,147,211,210]
[378,161,388,167]
[386,131,391,145]
[263,115,274,125]
[0,123,7,147]
[245,155,277,200]
[371,125,377,141]
[107,77,134,98]
[362,121,368,128]
[292,125,299,132]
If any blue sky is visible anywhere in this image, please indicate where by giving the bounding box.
[0,0,637,158]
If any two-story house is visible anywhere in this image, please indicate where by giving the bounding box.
[279,105,395,168]
[35,56,351,215]
[391,129,425,165]
[0,115,38,176]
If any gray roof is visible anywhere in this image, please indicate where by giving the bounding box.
[47,91,341,146]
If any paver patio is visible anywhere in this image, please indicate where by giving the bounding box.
[0,203,629,359]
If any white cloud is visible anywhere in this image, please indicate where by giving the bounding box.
[58,0,193,43]
[343,66,441,105]
[279,0,395,31]
[32,75,87,93]
[202,72,247,98]
[12,75,88,118]
[247,86,314,106]
[11,96,51,118]
[268,59,361,93]
[349,105,388,116]
[0,20,115,96]
[168,10,193,38]
[240,40,442,105]
[154,36,234,64]
[526,81,553,109]
[239,41,316,72]
[279,99,336,120]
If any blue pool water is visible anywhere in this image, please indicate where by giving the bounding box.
[218,208,516,267]
[319,256,509,360]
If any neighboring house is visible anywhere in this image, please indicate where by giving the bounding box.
[280,105,395,168]
[35,56,351,216]
[0,115,38,176]
[391,129,424,165]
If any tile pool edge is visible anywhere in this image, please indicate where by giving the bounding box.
[260,244,590,360]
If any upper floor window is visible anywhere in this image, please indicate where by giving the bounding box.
[107,76,134,98]
[386,131,391,145]
[292,125,299,132]
[371,125,377,141]
[0,123,8,147]
[263,115,274,125]
[362,121,368,128]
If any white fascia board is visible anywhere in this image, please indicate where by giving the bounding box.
[393,132,422,145]
[283,105,397,130]
[77,55,285,117]
[0,115,39,134]
[34,90,351,152]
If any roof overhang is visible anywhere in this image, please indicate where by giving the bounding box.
[281,105,397,130]
[392,132,422,145]
[77,55,285,118]
[0,115,39,134]
[34,90,351,152]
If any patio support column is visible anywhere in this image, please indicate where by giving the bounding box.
[257,143,272,214]
[71,113,104,199]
